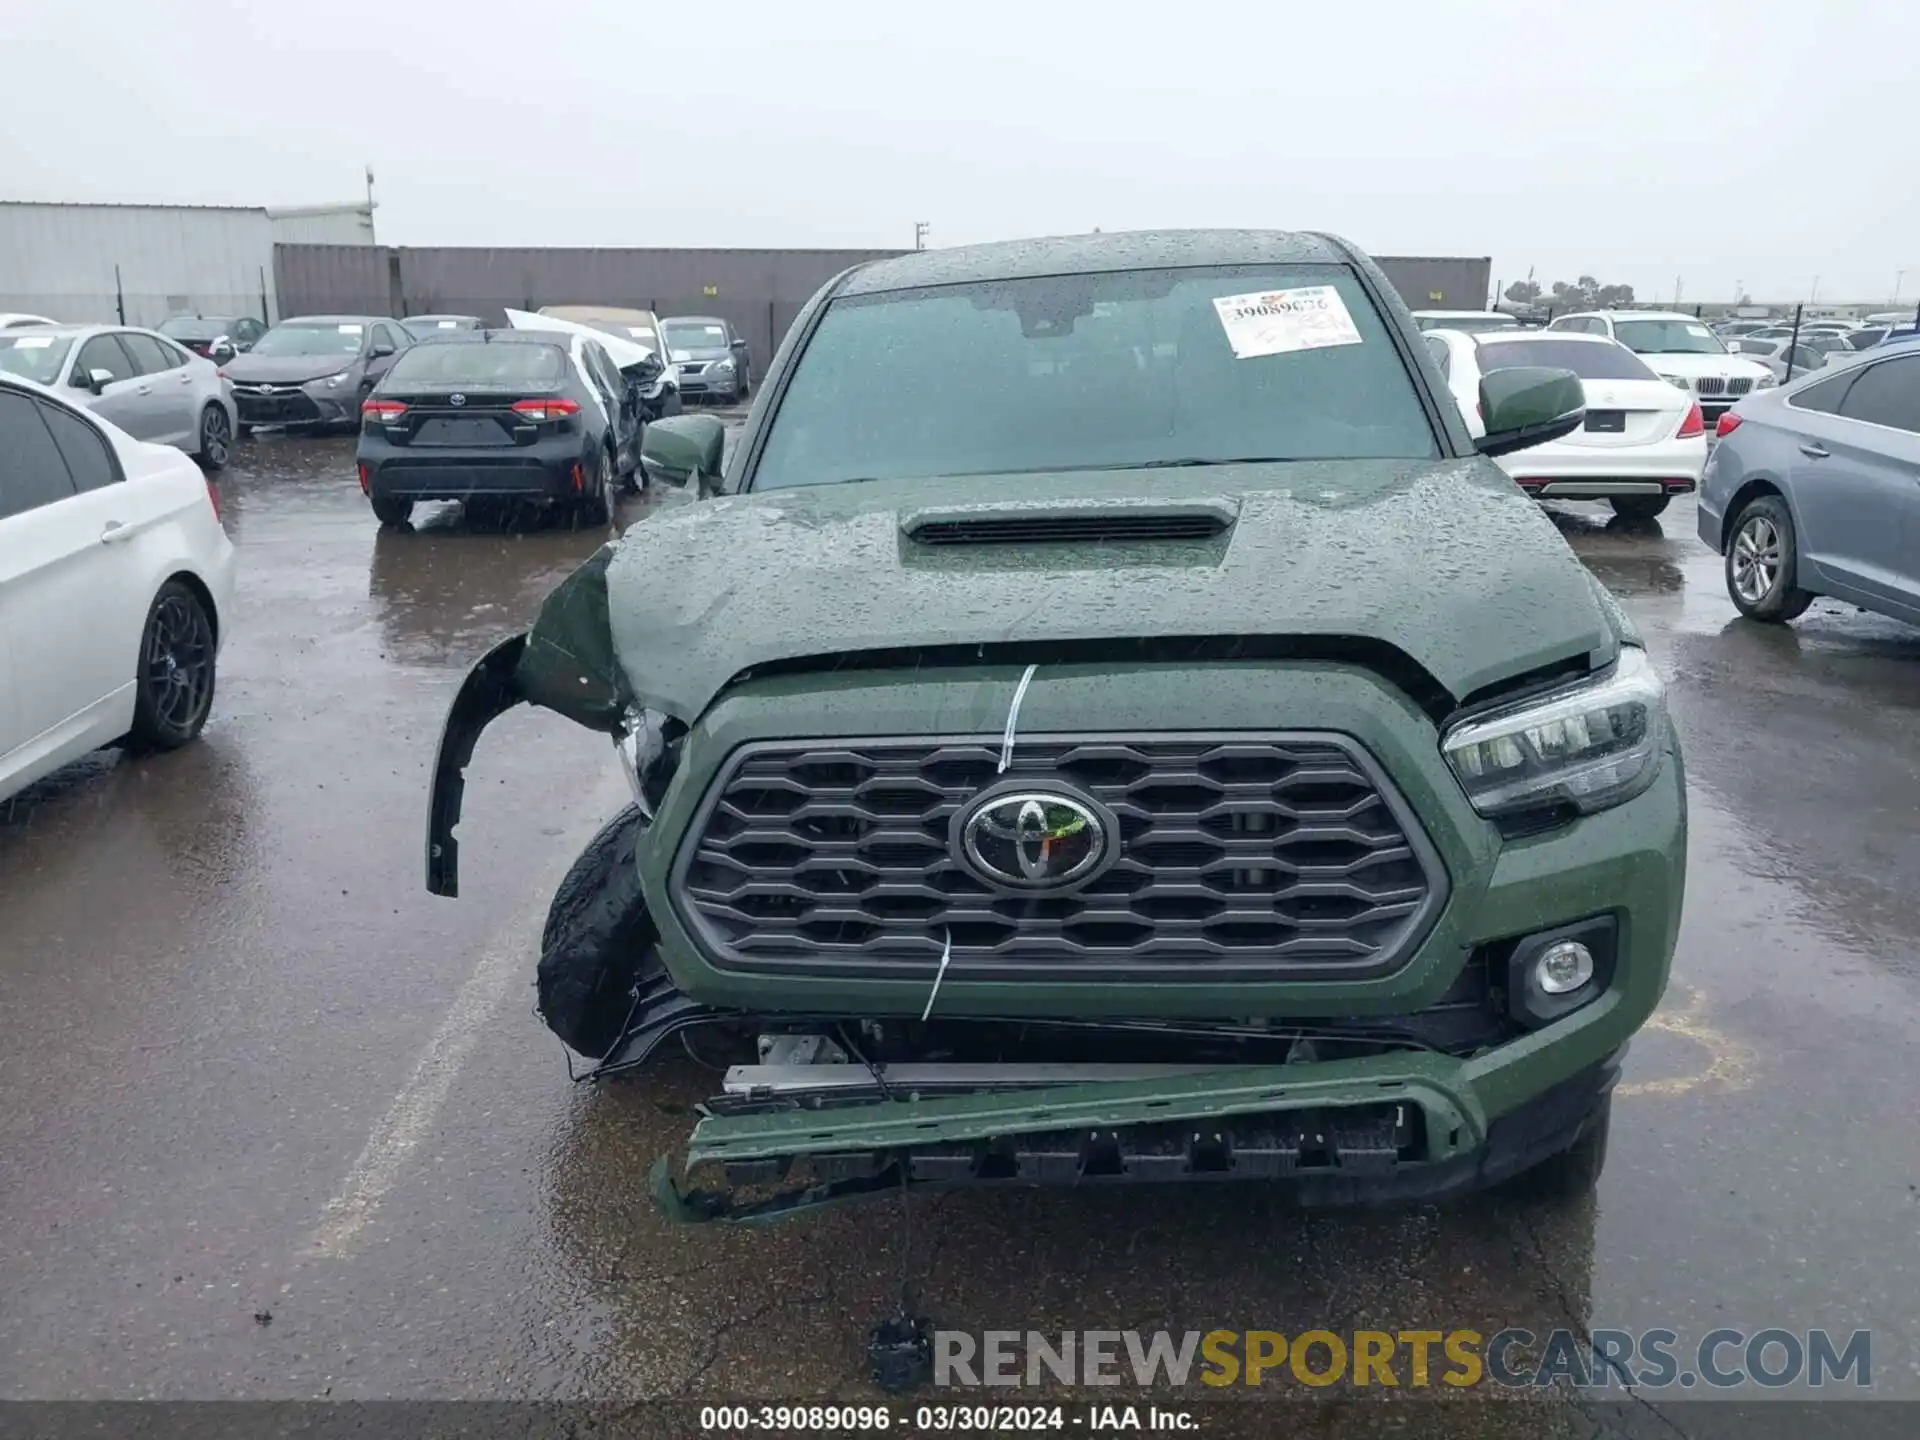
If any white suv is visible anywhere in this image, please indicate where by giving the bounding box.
[1548,310,1774,425]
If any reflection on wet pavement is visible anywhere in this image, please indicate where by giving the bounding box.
[2,444,1919,1408]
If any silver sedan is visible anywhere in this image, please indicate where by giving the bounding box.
[0,323,238,469]
[1698,337,1920,627]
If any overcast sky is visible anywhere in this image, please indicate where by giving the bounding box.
[6,0,1915,304]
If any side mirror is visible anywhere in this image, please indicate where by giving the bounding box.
[211,338,237,362]
[639,413,725,489]
[370,340,396,358]
[1474,366,1585,458]
[77,367,115,393]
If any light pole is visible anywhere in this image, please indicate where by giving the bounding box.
[1809,274,1820,304]
[914,221,929,251]
[1896,270,1908,304]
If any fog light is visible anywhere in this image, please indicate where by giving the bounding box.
[1535,941,1594,995]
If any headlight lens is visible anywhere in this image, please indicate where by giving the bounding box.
[324,370,352,389]
[1441,648,1666,819]
[1663,374,1692,390]
[711,357,735,372]
[1755,373,1778,388]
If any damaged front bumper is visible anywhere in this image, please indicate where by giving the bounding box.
[655,1049,1622,1222]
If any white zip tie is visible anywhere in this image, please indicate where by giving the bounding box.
[997,663,1038,774]
[920,928,953,1023]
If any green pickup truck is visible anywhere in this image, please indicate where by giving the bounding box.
[427,230,1686,1219]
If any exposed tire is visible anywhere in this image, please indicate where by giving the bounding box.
[197,405,232,471]
[1515,1097,1610,1202]
[1608,494,1669,521]
[371,495,414,527]
[575,448,612,526]
[127,580,217,753]
[538,805,664,1058]
[1726,493,1813,622]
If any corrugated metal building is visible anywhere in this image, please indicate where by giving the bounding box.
[0,200,375,327]
[274,243,1495,375]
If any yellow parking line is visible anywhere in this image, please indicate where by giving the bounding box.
[1618,984,1757,1098]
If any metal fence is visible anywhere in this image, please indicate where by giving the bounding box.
[2,276,274,329]
[274,244,904,374]
[274,245,1498,374]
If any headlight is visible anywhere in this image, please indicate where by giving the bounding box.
[1441,648,1666,820]
[711,357,735,372]
[323,370,352,389]
[1662,375,1692,390]
[613,708,681,818]
[1755,373,1778,388]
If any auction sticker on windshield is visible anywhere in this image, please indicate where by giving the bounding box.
[12,336,54,348]
[1213,285,1362,359]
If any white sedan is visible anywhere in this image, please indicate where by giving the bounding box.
[1424,328,1707,521]
[0,375,236,804]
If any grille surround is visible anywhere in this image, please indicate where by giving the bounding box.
[671,732,1448,983]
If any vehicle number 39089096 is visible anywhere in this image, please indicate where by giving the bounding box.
[699,1405,1069,1431]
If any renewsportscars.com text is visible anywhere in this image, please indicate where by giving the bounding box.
[934,1328,1872,1391]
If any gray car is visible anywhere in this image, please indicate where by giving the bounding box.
[222,315,411,434]
[660,315,751,402]
[0,323,238,469]
[1699,337,1920,627]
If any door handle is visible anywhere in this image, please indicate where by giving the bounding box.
[100,520,133,544]
[179,374,193,384]
[135,384,151,395]
[1799,443,1831,459]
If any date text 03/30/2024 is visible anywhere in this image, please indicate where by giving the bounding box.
[699,1405,1194,1432]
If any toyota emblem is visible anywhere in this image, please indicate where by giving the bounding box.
[953,786,1112,891]
[449,393,466,407]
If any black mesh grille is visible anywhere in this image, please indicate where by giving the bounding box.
[674,734,1444,981]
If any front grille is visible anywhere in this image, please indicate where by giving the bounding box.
[1694,376,1727,396]
[674,733,1445,982]
[234,389,321,422]
[1726,377,1754,395]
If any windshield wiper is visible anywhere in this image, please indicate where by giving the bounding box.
[1057,456,1299,473]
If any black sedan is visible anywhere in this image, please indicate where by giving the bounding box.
[356,329,635,528]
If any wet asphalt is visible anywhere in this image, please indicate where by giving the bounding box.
[2,423,1919,1422]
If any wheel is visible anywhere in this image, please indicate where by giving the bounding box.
[195,404,232,472]
[575,448,612,525]
[236,422,253,440]
[1515,1098,1610,1201]
[1608,494,1669,521]
[370,495,414,527]
[127,580,217,753]
[537,805,665,1058]
[1726,494,1813,622]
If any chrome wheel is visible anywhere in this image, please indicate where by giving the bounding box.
[200,406,231,470]
[140,589,215,739]
[1731,514,1781,604]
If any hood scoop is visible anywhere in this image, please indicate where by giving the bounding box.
[903,498,1238,547]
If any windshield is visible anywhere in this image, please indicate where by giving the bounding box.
[251,323,368,357]
[665,322,729,349]
[0,332,73,384]
[1475,337,1657,382]
[159,317,230,342]
[1613,319,1726,355]
[384,340,566,386]
[752,263,1437,490]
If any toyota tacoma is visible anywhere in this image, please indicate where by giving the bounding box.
[426,231,1686,1219]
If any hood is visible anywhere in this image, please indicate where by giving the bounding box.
[1634,351,1771,380]
[505,307,657,369]
[525,461,1617,724]
[223,354,359,384]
